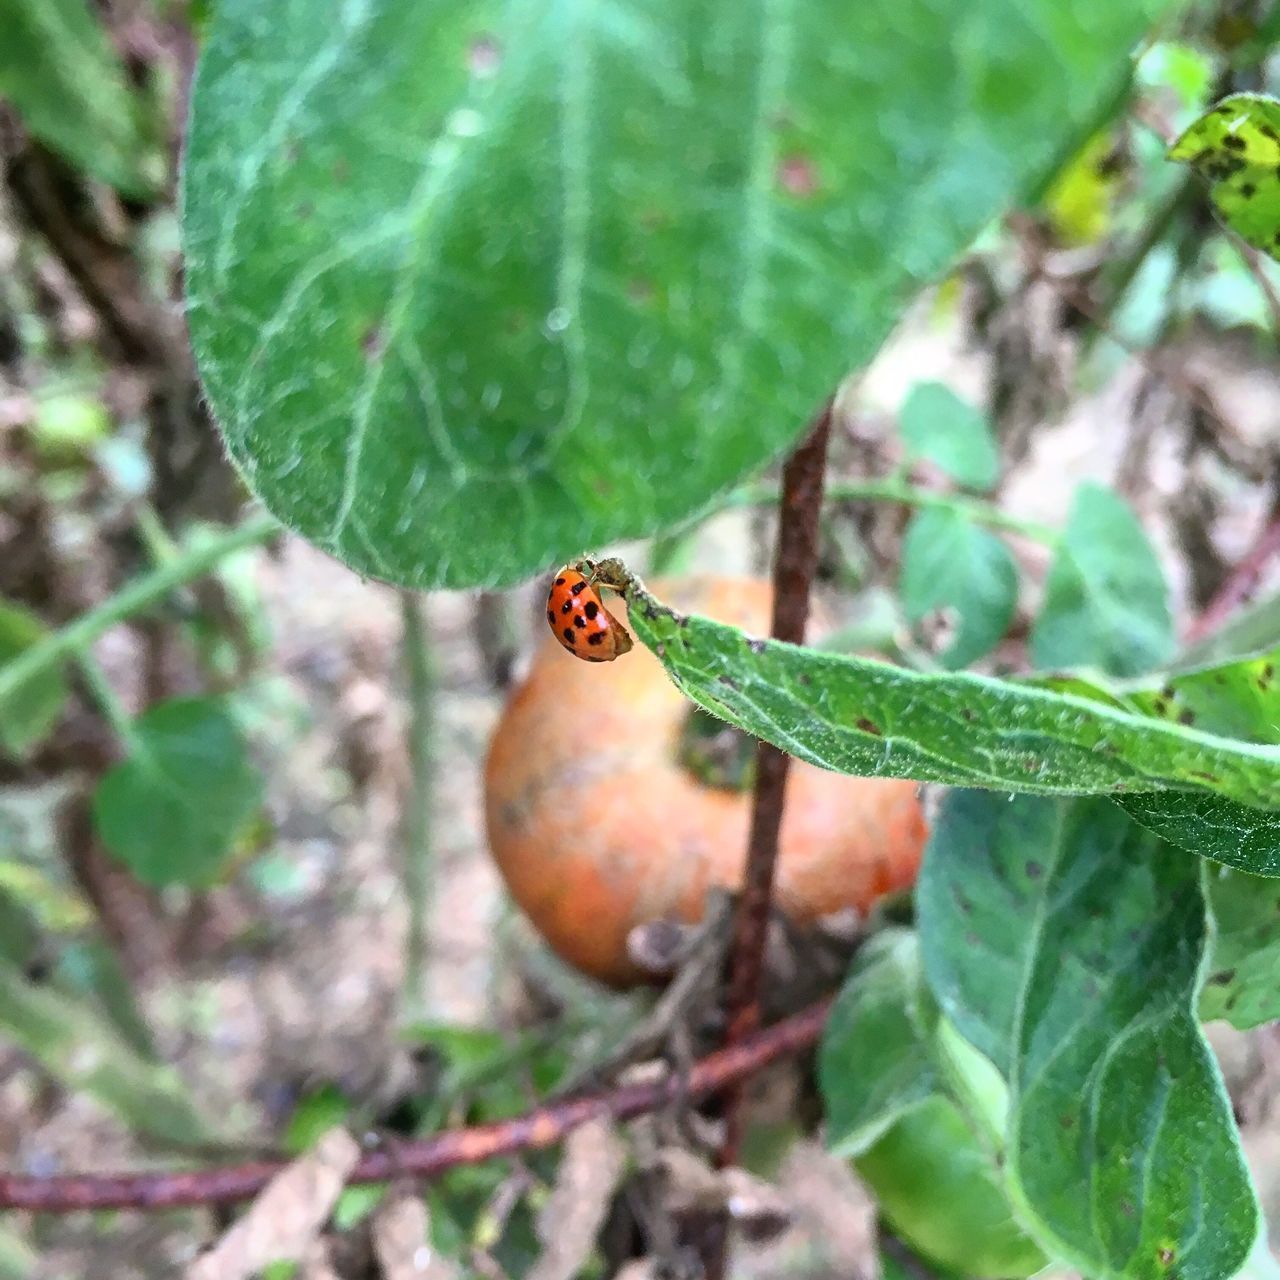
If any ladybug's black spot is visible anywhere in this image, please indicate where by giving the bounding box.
[583,601,599,620]
[571,580,587,595]
[563,628,576,645]
[587,631,605,646]
[547,609,555,624]
[555,577,566,585]
[574,615,586,628]
[561,599,573,614]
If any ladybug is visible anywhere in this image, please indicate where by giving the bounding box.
[546,565,633,662]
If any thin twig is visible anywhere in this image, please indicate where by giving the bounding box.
[0,999,830,1214]
[1185,502,1280,644]
[719,402,833,1170]
[722,477,1056,543]
[400,591,434,1018]
[0,513,279,710]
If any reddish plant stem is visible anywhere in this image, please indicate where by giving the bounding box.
[1185,502,1280,644]
[718,401,833,1170]
[0,999,831,1214]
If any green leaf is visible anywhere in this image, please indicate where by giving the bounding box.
[183,0,1174,589]
[0,602,69,759]
[819,930,938,1156]
[621,578,1280,819]
[92,696,263,887]
[899,508,1018,669]
[1170,94,1280,262]
[284,1083,351,1155]
[855,1096,1047,1280]
[898,382,999,491]
[0,0,163,196]
[1033,645,1280,746]
[1200,867,1280,1029]
[1031,483,1174,677]
[917,791,1257,1280]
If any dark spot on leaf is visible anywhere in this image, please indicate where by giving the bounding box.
[1060,1113,1075,1130]
[1157,1247,1175,1267]
[587,631,605,646]
[1120,1198,1135,1218]
[777,152,819,197]
[747,638,766,654]
[1260,124,1279,141]
[718,675,739,690]
[677,614,690,628]
[797,673,811,686]
[1223,133,1248,151]
[1214,104,1236,115]
[295,201,314,221]
[1025,860,1043,879]
[953,886,973,915]
[361,325,386,359]
[627,278,654,304]
[1152,698,1168,716]
[467,34,502,76]
[1178,709,1195,725]
[1160,684,1176,700]
[655,644,665,658]
[961,708,976,722]
[1190,770,1219,782]
[562,628,575,645]
[1208,968,1237,986]
[856,718,881,736]
[1240,181,1257,198]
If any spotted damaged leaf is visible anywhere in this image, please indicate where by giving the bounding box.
[183,0,1177,589]
[1170,93,1280,261]
[622,577,1280,856]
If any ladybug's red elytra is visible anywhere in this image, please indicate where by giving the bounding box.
[546,566,633,662]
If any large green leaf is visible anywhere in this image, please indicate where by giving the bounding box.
[621,577,1280,815]
[917,792,1257,1280]
[183,0,1172,589]
[1170,94,1280,262]
[92,697,262,887]
[0,602,69,760]
[856,1096,1048,1280]
[899,508,1018,669]
[1031,483,1174,678]
[819,930,938,1156]
[0,0,163,196]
